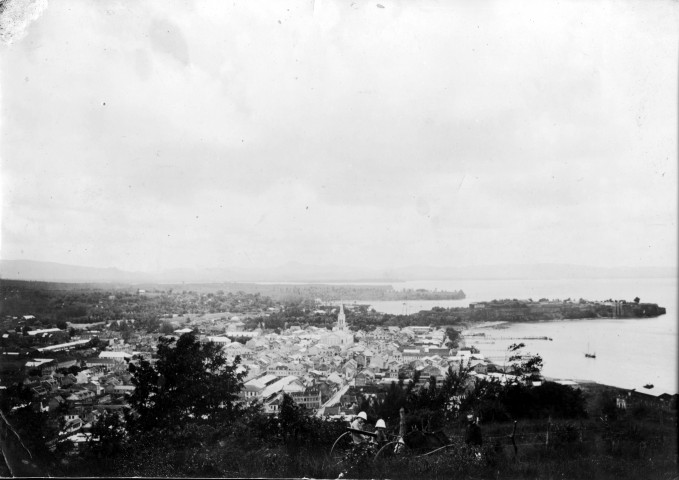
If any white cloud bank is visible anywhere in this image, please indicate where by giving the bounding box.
[1,0,677,272]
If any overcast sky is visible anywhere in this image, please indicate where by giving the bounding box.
[1,0,677,273]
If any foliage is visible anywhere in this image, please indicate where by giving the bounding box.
[507,342,543,381]
[445,327,461,347]
[593,390,619,420]
[363,362,475,432]
[0,404,60,472]
[0,280,276,332]
[158,321,174,335]
[501,382,587,419]
[0,382,34,412]
[84,411,128,459]
[127,332,246,430]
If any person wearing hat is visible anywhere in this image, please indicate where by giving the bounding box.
[464,414,483,447]
[374,419,388,444]
[350,411,369,444]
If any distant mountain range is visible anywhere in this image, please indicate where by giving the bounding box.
[0,259,675,285]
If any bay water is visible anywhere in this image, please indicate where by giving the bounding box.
[357,277,677,395]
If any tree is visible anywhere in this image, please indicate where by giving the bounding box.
[278,394,306,442]
[634,296,640,304]
[441,361,473,399]
[507,343,543,382]
[445,327,460,348]
[159,321,174,335]
[86,412,128,458]
[119,321,132,342]
[127,332,246,431]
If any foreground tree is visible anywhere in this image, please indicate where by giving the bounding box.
[507,342,543,382]
[127,332,246,430]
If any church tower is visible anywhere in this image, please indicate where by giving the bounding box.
[337,303,346,331]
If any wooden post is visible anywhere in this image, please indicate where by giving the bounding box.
[510,421,518,458]
[546,416,551,446]
[399,407,406,438]
[391,407,406,455]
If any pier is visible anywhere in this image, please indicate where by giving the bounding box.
[466,335,553,341]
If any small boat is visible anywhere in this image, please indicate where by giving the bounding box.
[643,384,654,389]
[585,343,596,358]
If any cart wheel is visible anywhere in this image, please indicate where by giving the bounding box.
[373,441,400,462]
[329,431,352,458]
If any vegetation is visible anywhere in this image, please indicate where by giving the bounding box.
[0,280,275,332]
[0,280,674,478]
[126,333,246,430]
[0,334,662,478]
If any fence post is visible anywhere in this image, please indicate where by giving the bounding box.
[510,421,518,459]
[546,416,551,446]
[399,407,405,439]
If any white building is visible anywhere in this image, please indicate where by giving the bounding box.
[320,304,354,348]
[99,351,133,362]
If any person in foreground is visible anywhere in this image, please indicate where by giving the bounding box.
[350,411,370,444]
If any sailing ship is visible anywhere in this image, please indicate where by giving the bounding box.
[585,343,596,358]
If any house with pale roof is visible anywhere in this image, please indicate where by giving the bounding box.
[386,360,401,378]
[421,365,444,383]
[327,372,343,385]
[307,345,321,355]
[75,370,92,384]
[354,369,375,386]
[223,343,253,359]
[66,389,96,402]
[25,358,56,374]
[267,362,289,377]
[241,362,261,381]
[469,359,488,374]
[342,359,358,379]
[245,337,269,350]
[389,350,403,363]
[99,351,133,362]
[260,375,304,402]
[369,353,388,370]
[240,373,280,402]
[204,336,231,346]
[290,388,322,410]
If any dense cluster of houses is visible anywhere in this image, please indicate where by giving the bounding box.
[228,307,517,419]
[2,305,516,450]
[0,325,156,449]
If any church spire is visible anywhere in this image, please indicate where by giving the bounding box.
[338,303,346,331]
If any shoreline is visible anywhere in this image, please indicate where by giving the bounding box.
[468,316,661,327]
[461,317,678,396]
[542,378,678,398]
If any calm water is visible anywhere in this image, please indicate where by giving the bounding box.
[356,277,678,395]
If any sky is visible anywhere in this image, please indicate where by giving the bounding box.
[1,0,677,273]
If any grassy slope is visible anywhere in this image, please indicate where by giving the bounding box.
[53,383,677,479]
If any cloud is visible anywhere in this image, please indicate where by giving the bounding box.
[1,0,676,271]
[0,0,48,45]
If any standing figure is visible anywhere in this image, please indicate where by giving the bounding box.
[464,414,483,447]
[374,419,388,444]
[351,411,369,444]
